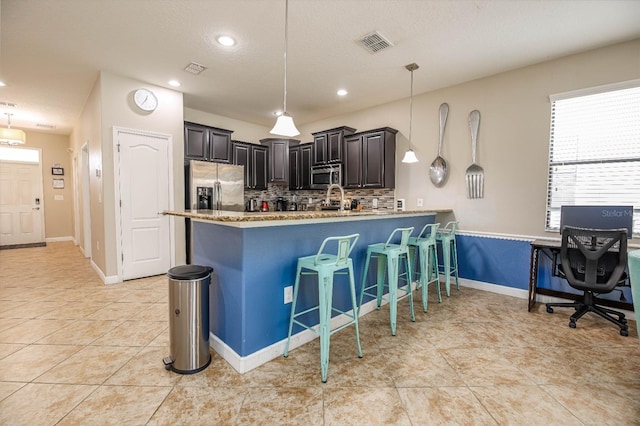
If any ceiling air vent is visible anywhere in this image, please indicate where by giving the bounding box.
[36,123,56,129]
[357,31,394,54]
[184,62,207,75]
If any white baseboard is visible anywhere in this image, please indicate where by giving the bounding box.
[90,260,120,285]
[457,277,529,299]
[45,236,74,243]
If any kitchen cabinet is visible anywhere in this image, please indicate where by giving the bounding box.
[343,127,397,189]
[289,143,313,190]
[312,126,356,164]
[232,141,268,190]
[184,122,233,163]
[260,138,299,184]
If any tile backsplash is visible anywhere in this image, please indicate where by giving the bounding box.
[245,184,395,211]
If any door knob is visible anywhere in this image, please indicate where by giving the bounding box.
[33,207,40,210]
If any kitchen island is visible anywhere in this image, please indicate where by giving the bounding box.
[165,208,449,373]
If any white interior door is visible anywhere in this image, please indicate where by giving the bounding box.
[0,154,45,247]
[116,129,171,280]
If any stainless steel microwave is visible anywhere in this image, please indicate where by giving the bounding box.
[310,164,342,189]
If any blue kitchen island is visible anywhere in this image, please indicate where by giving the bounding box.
[166,209,445,373]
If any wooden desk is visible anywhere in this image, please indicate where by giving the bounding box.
[528,239,633,312]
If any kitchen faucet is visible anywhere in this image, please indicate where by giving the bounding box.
[325,183,345,212]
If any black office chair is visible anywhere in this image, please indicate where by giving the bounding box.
[546,226,629,336]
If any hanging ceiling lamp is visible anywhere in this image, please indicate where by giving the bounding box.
[270,0,300,137]
[0,113,26,145]
[401,63,419,163]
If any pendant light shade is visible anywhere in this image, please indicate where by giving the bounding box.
[271,113,299,138]
[401,63,419,164]
[0,113,26,145]
[270,0,300,137]
[402,149,418,163]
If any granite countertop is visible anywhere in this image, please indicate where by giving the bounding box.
[164,208,452,227]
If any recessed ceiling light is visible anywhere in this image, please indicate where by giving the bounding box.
[337,89,348,96]
[168,80,181,87]
[273,110,283,116]
[0,81,6,87]
[217,36,236,47]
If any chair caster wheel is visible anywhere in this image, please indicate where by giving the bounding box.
[569,321,576,329]
[620,329,629,337]
[546,306,553,313]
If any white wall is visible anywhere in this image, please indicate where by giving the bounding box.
[184,107,271,143]
[71,71,186,279]
[298,39,640,240]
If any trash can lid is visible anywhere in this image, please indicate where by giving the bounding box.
[167,265,213,280]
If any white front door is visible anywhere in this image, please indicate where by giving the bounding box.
[116,129,171,280]
[0,151,45,247]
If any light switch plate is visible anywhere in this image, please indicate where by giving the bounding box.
[284,286,293,304]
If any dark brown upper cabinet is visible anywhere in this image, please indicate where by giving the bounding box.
[343,127,397,189]
[260,138,299,184]
[312,126,356,165]
[184,122,233,163]
[232,141,268,190]
[289,143,313,190]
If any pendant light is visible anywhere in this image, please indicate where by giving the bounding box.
[0,113,26,145]
[270,0,300,137]
[401,63,419,163]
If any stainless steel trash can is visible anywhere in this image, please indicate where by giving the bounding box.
[163,265,213,374]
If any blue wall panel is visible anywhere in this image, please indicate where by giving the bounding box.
[455,234,531,290]
[192,215,435,357]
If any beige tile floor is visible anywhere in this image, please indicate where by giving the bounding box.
[1,241,639,425]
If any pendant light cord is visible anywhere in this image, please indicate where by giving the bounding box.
[409,68,413,146]
[282,0,289,114]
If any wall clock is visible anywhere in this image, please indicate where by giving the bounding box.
[133,88,158,112]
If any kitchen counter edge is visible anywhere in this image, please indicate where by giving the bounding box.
[164,209,451,228]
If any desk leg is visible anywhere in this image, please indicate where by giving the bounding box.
[528,246,540,312]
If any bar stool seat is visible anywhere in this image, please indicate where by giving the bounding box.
[359,227,415,336]
[436,221,459,297]
[408,223,441,312]
[284,233,362,383]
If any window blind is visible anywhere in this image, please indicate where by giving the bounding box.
[546,84,640,236]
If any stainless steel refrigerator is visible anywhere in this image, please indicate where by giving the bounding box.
[185,160,244,262]
[187,160,244,211]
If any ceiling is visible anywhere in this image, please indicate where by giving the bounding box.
[2,0,639,136]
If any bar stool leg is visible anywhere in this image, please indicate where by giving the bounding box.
[419,244,428,312]
[284,262,303,357]
[404,253,415,322]
[442,239,451,297]
[348,261,363,358]
[451,239,460,291]
[376,254,387,308]
[387,255,399,336]
[430,245,442,303]
[318,270,334,383]
[358,249,372,317]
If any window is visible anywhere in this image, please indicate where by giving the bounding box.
[0,146,39,163]
[546,81,640,237]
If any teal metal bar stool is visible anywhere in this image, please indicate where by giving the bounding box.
[284,233,362,383]
[408,223,441,312]
[359,227,415,336]
[436,221,459,297]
